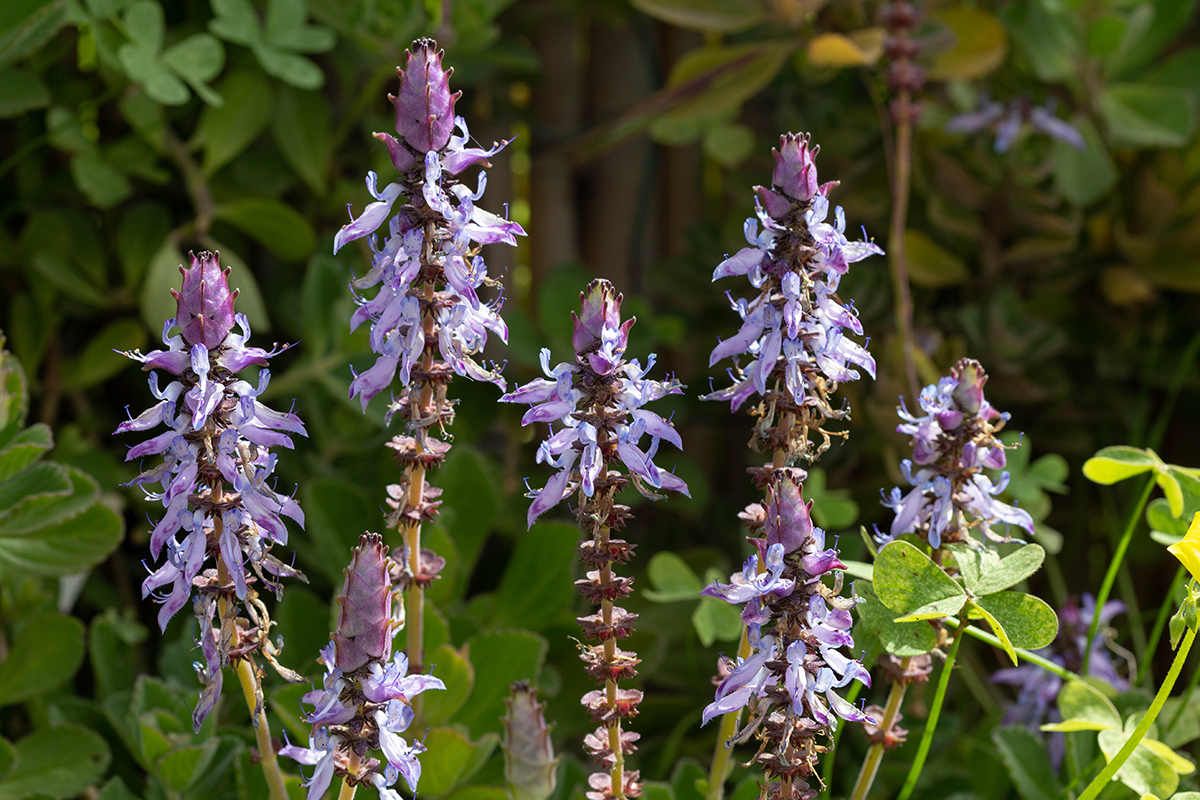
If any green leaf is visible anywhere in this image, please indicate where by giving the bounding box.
[419,729,498,796]
[803,468,860,530]
[0,68,48,117]
[968,598,1019,666]
[691,593,743,646]
[1054,117,1117,207]
[1083,446,1157,484]
[992,725,1063,800]
[160,33,224,106]
[973,591,1058,651]
[437,446,499,591]
[1099,721,1180,798]
[999,0,1079,82]
[0,463,97,535]
[117,41,189,106]
[1099,84,1197,148]
[121,0,162,49]
[89,609,148,698]
[456,631,547,738]
[0,422,51,481]
[905,230,969,288]
[270,86,329,191]
[629,0,765,32]
[70,153,132,208]
[1160,697,1200,749]
[208,0,261,46]
[0,614,84,706]
[253,43,323,90]
[927,8,1007,81]
[1142,47,1200,101]
[853,580,938,658]
[0,501,123,577]
[193,69,273,175]
[299,478,370,584]
[491,522,578,630]
[1159,469,1187,517]
[96,777,143,800]
[0,725,109,800]
[263,0,334,52]
[1050,680,1122,731]
[702,122,754,167]
[156,738,219,793]
[0,1,67,69]
[213,198,315,261]
[1141,737,1196,776]
[116,203,171,288]
[421,643,473,726]
[952,543,1045,596]
[661,42,792,123]
[874,540,967,620]
[1105,0,1197,76]
[22,210,108,306]
[0,739,12,782]
[0,462,68,523]
[644,551,704,602]
[61,319,145,391]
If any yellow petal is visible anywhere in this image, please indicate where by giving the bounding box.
[1167,512,1200,580]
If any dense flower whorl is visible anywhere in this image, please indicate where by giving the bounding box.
[705,133,882,460]
[500,279,689,528]
[701,469,871,790]
[335,38,523,411]
[282,534,444,800]
[879,358,1034,550]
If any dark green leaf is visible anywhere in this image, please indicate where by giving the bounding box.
[0,461,68,523]
[193,69,273,175]
[457,630,547,738]
[0,501,124,577]
[629,0,765,32]
[0,1,67,69]
[70,154,132,208]
[1143,46,1200,101]
[974,591,1058,651]
[213,198,316,261]
[999,0,1079,82]
[155,738,219,793]
[116,203,171,288]
[421,643,473,726]
[874,540,967,620]
[0,463,97,535]
[660,42,791,123]
[491,522,578,630]
[437,446,499,591]
[1099,83,1197,148]
[0,739,11,782]
[270,86,329,191]
[906,229,970,287]
[0,68,48,117]
[0,725,109,800]
[0,614,84,706]
[299,478,370,584]
[691,595,743,646]
[89,608,148,698]
[253,43,323,89]
[1105,0,1197,76]
[0,422,51,481]
[1054,118,1118,206]
[419,729,498,796]
[644,551,703,602]
[61,319,145,391]
[96,777,143,800]
[992,725,1063,800]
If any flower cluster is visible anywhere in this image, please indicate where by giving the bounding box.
[702,470,871,798]
[116,252,306,728]
[879,358,1035,550]
[282,534,445,799]
[502,279,688,800]
[705,133,882,462]
[501,279,688,527]
[334,38,524,412]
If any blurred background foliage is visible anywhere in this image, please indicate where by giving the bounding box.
[1,0,1199,797]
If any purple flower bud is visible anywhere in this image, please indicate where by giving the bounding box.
[391,38,461,154]
[763,468,814,554]
[951,358,987,416]
[771,133,820,202]
[502,681,559,800]
[171,251,237,350]
[572,279,630,355]
[333,533,396,673]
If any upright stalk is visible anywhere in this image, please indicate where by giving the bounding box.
[236,658,288,800]
[895,625,964,800]
[1084,475,1156,673]
[848,657,911,800]
[887,92,919,400]
[337,752,363,800]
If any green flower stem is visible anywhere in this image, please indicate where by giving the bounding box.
[818,681,863,799]
[1077,626,1197,800]
[1084,475,1156,674]
[1138,566,1186,686]
[338,752,362,800]
[943,617,1081,683]
[235,658,289,800]
[848,657,912,800]
[895,625,965,800]
[705,627,753,800]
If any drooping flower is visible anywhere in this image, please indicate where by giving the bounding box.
[705,134,882,462]
[116,252,307,730]
[336,38,523,411]
[282,534,445,799]
[878,358,1034,550]
[945,95,1085,153]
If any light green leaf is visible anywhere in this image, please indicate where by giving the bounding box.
[854,580,938,658]
[0,614,84,706]
[973,591,1058,651]
[0,68,48,117]
[70,154,132,208]
[264,0,334,52]
[905,230,969,288]
[421,643,473,726]
[118,41,189,105]
[160,33,224,105]
[992,725,1063,800]
[1053,679,1122,731]
[208,0,261,46]
[1099,84,1197,148]
[629,0,765,32]
[491,523,578,630]
[644,551,703,602]
[155,738,219,793]
[419,729,498,796]
[952,543,1045,596]
[1160,470,1185,517]
[270,86,329,191]
[927,8,1007,81]
[193,69,273,175]
[0,501,123,577]
[121,0,162,50]
[661,42,792,123]
[1099,722,1179,798]
[692,593,743,646]
[702,122,754,167]
[213,198,315,261]
[874,539,967,619]
[1083,446,1157,484]
[0,725,109,800]
[456,631,547,738]
[968,598,1019,666]
[1141,738,1195,776]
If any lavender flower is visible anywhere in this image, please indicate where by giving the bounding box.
[282,534,445,799]
[335,38,523,410]
[116,252,306,729]
[946,95,1085,153]
[702,469,871,793]
[501,279,688,527]
[705,134,882,461]
[879,358,1034,549]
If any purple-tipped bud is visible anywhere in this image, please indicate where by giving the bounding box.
[571,279,631,355]
[502,681,559,800]
[763,469,814,554]
[391,39,461,154]
[171,251,237,350]
[771,133,820,202]
[951,358,987,415]
[333,533,395,673]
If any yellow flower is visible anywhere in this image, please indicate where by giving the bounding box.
[1167,512,1200,580]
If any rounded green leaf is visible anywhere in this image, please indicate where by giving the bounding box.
[491,523,578,630]
[1099,723,1179,798]
[1083,446,1157,485]
[0,614,84,707]
[629,0,765,32]
[193,69,273,174]
[419,729,498,796]
[1099,83,1197,148]
[0,725,109,800]
[644,551,703,602]
[854,581,938,657]
[1053,680,1122,730]
[973,591,1058,651]
[1054,118,1118,206]
[213,199,315,261]
[874,540,966,619]
[0,501,123,577]
[421,644,473,726]
[691,594,743,646]
[955,544,1045,596]
[61,319,146,391]
[89,609,148,699]
[0,423,52,481]
[456,631,547,738]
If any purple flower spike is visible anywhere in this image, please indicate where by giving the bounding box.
[392,39,460,154]
[172,251,237,350]
[772,133,821,203]
[333,534,396,673]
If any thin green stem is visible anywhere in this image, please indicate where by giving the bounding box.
[944,617,1081,683]
[848,658,911,800]
[895,625,965,800]
[1138,566,1186,686]
[1077,627,1196,800]
[236,659,289,800]
[1084,475,1156,674]
[1167,647,1200,733]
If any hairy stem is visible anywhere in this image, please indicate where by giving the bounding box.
[236,658,288,800]
[1078,627,1196,800]
[896,625,964,800]
[1084,475,1156,673]
[848,656,912,800]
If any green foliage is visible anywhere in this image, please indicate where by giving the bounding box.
[0,726,111,800]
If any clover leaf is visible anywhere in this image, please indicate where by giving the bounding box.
[116,1,223,106]
[208,0,334,90]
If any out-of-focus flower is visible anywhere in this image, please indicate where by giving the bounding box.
[503,682,559,800]
[879,358,1034,549]
[336,39,523,411]
[282,534,444,799]
[946,95,1085,153]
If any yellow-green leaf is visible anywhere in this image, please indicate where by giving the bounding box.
[928,8,1008,81]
